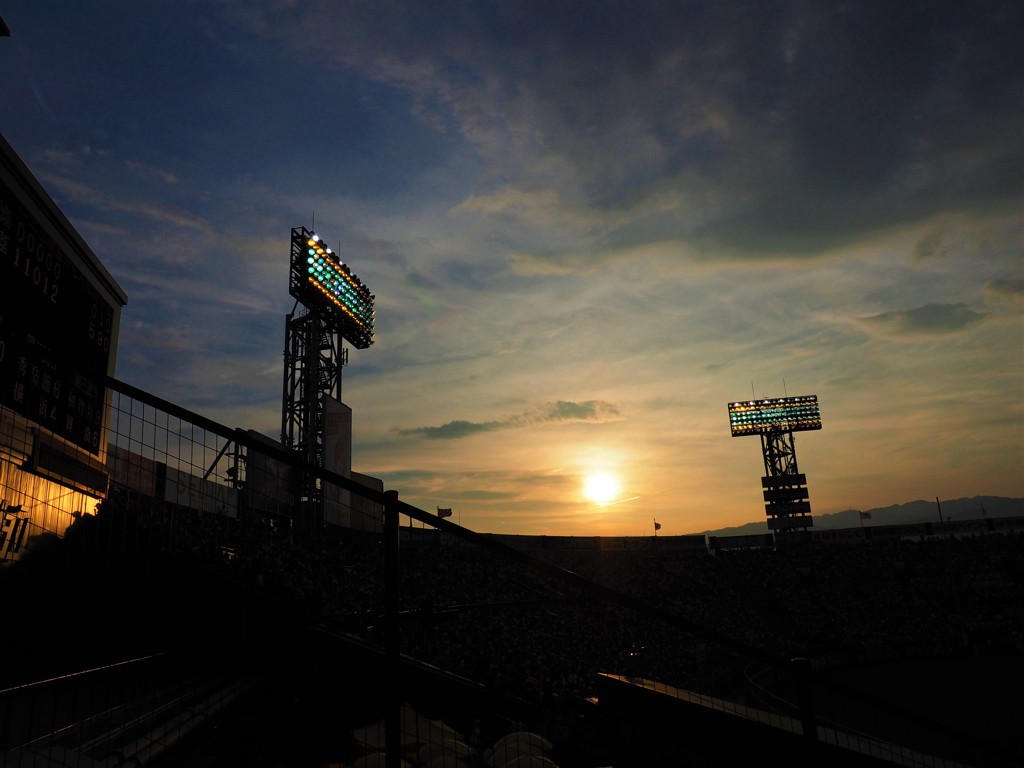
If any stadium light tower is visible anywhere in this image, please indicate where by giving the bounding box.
[727,395,822,533]
[281,226,374,530]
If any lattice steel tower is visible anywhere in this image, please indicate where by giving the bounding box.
[281,306,347,471]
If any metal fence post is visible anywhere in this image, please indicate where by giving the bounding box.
[384,489,401,768]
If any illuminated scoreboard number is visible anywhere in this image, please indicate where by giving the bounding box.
[1,175,113,454]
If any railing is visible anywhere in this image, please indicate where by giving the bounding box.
[1,377,1022,767]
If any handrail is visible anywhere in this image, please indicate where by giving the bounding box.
[96,376,1023,768]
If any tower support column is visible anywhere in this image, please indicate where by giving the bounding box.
[281,306,345,535]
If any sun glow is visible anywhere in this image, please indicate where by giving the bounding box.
[583,471,620,505]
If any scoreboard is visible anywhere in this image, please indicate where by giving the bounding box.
[0,170,118,454]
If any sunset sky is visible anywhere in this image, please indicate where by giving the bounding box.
[2,2,1021,536]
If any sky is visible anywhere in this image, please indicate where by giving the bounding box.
[1,1,1022,536]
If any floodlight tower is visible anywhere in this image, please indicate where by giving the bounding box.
[282,226,375,531]
[727,395,822,533]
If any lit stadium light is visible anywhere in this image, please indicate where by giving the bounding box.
[727,395,822,437]
[290,227,375,348]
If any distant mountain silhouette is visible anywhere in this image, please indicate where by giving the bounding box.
[698,495,1023,537]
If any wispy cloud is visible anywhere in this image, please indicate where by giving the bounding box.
[39,173,213,234]
[399,400,622,439]
[858,303,989,338]
[983,278,1024,309]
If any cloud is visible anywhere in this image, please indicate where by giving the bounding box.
[124,160,180,185]
[38,173,212,234]
[858,303,988,338]
[399,399,622,439]
[403,419,505,440]
[209,1,1023,262]
[983,278,1024,309]
[538,400,620,422]
[370,467,569,506]
[913,226,980,262]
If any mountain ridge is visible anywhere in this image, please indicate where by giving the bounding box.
[697,495,1023,538]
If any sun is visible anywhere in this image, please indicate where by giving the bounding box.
[583,471,620,505]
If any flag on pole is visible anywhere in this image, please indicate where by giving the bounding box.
[654,520,662,531]
[437,507,453,519]
[859,511,872,520]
